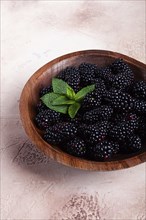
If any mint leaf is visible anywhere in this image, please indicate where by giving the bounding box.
[40,92,68,114]
[75,84,95,101]
[52,78,67,95]
[40,92,60,104]
[52,95,75,105]
[66,87,76,100]
[68,102,81,119]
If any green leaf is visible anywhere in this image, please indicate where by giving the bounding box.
[68,102,81,119]
[40,92,68,114]
[66,87,76,100]
[52,78,67,95]
[52,95,75,105]
[75,84,95,101]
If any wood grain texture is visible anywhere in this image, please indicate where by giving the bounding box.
[19,50,146,171]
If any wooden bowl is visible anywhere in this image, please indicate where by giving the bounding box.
[19,50,146,171]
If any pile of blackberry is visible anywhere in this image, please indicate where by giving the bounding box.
[35,59,146,161]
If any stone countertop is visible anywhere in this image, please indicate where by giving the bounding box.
[1,1,145,219]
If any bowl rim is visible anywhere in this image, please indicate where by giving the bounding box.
[19,49,146,171]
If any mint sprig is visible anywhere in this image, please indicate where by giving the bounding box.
[40,78,95,118]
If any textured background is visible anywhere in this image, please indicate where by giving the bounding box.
[1,1,146,219]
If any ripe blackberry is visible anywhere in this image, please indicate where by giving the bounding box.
[111,59,131,74]
[81,91,101,110]
[134,100,146,114]
[126,135,142,152]
[137,116,146,140]
[90,140,119,160]
[64,67,80,92]
[40,85,52,97]
[36,101,47,113]
[50,122,78,138]
[96,66,113,82]
[109,120,137,142]
[106,89,135,111]
[44,130,63,145]
[35,109,62,129]
[83,105,113,123]
[66,137,86,157]
[92,78,107,97]
[131,81,146,100]
[79,63,97,85]
[57,67,70,80]
[83,122,109,144]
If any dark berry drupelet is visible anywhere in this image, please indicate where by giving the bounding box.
[39,85,52,97]
[35,109,62,129]
[64,67,80,92]
[131,80,146,100]
[66,137,86,157]
[83,105,113,123]
[79,63,97,86]
[89,140,119,160]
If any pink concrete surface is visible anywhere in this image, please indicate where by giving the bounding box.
[1,1,146,219]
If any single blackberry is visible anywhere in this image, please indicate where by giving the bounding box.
[39,85,52,97]
[83,105,113,123]
[105,89,135,111]
[36,101,47,113]
[111,59,131,73]
[92,78,107,97]
[57,67,70,80]
[137,116,146,140]
[112,74,133,90]
[35,109,62,129]
[89,140,119,160]
[79,63,97,85]
[109,120,137,142]
[66,137,86,157]
[83,122,109,144]
[126,135,142,152]
[50,122,78,138]
[131,81,146,100]
[44,130,63,145]
[95,66,113,82]
[134,100,146,114]
[64,67,80,92]
[81,90,101,110]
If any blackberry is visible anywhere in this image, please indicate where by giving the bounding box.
[44,130,63,145]
[90,140,119,160]
[83,105,113,123]
[132,80,146,100]
[134,100,146,114]
[57,67,70,80]
[36,101,47,113]
[83,122,109,144]
[64,67,80,92]
[79,63,97,85]
[111,59,132,74]
[35,109,62,129]
[106,89,135,111]
[40,85,52,97]
[92,78,107,97]
[50,122,78,138]
[66,137,86,157]
[109,120,137,142]
[126,135,142,152]
[137,116,146,140]
[81,90,101,110]
[95,66,113,82]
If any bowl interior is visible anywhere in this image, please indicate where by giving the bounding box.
[21,50,146,170]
